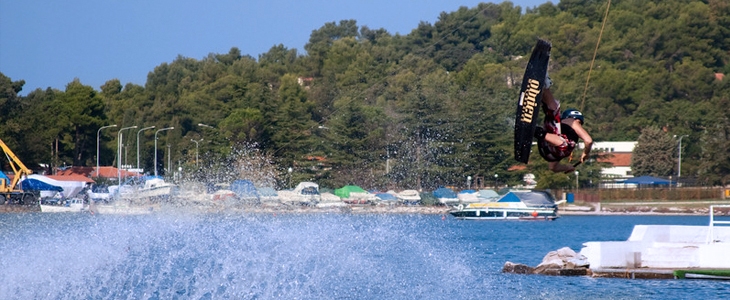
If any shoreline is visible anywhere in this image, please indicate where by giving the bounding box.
[4,202,729,216]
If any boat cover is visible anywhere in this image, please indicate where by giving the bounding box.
[28,174,85,198]
[433,187,457,199]
[498,191,556,207]
[20,179,63,191]
[334,185,367,198]
[375,193,397,201]
[230,179,259,199]
[478,189,499,199]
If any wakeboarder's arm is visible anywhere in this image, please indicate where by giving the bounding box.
[565,118,593,163]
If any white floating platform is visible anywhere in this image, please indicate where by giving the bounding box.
[580,224,730,269]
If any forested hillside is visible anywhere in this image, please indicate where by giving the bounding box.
[1,0,729,189]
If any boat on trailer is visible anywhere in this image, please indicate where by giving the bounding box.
[449,190,560,220]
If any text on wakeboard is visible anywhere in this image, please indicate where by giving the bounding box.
[519,78,541,123]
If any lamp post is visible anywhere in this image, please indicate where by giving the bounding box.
[288,167,293,189]
[136,126,155,171]
[191,139,203,167]
[117,126,138,184]
[167,144,171,176]
[154,127,174,177]
[674,134,688,182]
[575,170,579,189]
[96,124,117,177]
[494,173,499,188]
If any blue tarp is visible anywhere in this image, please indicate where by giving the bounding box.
[0,172,10,184]
[497,191,557,207]
[620,176,673,185]
[19,179,63,191]
[497,192,522,202]
[433,187,457,199]
[375,193,397,201]
[230,179,259,200]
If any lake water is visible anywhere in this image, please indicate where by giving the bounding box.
[1,212,728,299]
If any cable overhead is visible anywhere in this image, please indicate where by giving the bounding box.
[580,0,612,112]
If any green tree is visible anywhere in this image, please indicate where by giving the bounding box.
[55,79,109,166]
[631,126,675,177]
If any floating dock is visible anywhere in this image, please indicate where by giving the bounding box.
[576,205,730,279]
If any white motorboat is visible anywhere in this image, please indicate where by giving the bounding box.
[40,198,86,213]
[396,190,421,205]
[433,187,459,206]
[450,190,559,220]
[113,177,177,201]
[316,192,347,208]
[278,182,321,206]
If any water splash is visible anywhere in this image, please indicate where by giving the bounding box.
[0,213,477,299]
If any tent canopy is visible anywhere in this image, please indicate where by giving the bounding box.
[620,176,673,185]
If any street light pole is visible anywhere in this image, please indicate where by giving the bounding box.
[674,134,688,182]
[154,127,174,177]
[136,126,155,171]
[191,139,203,167]
[96,124,117,177]
[575,170,580,189]
[167,144,171,177]
[117,126,138,184]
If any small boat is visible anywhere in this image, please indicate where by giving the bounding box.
[87,185,111,203]
[433,187,458,206]
[112,176,177,202]
[278,182,321,206]
[456,189,480,204]
[450,190,559,220]
[316,192,348,208]
[40,198,86,213]
[257,187,281,207]
[396,190,421,205]
[335,185,376,205]
[477,189,500,202]
[374,192,398,206]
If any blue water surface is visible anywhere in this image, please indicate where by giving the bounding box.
[0,212,728,299]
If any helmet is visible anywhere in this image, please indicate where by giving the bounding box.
[561,108,584,124]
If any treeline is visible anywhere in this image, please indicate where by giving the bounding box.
[1,0,729,189]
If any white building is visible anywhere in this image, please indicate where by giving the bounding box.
[585,141,637,178]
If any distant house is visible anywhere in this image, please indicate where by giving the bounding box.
[297,77,313,89]
[585,141,637,179]
[55,166,141,179]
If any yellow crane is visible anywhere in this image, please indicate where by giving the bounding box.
[0,138,35,204]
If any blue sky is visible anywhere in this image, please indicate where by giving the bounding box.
[0,0,548,95]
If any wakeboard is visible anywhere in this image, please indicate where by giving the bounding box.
[514,39,551,164]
